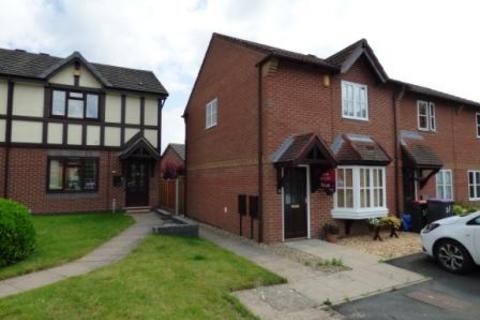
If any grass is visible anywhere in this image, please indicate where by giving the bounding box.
[0,235,285,320]
[0,213,134,280]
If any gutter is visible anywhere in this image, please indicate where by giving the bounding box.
[257,61,265,242]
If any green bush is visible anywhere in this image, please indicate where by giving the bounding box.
[0,199,36,267]
[453,203,479,216]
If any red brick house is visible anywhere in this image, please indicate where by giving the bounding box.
[161,143,185,179]
[0,48,167,213]
[184,33,480,243]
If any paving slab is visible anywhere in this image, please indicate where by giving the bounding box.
[0,212,160,299]
[200,224,427,320]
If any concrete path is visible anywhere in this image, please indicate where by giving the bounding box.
[200,225,427,320]
[0,212,160,299]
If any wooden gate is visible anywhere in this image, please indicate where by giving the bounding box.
[159,177,184,214]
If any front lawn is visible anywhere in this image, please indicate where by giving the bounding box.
[0,213,134,280]
[0,235,285,319]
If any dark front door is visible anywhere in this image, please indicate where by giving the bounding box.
[125,160,149,207]
[403,167,416,211]
[284,167,308,239]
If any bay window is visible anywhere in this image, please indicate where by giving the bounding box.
[332,166,387,219]
[51,89,99,120]
[48,157,98,192]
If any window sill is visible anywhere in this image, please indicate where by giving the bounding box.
[331,208,388,220]
[341,116,369,122]
[417,128,436,134]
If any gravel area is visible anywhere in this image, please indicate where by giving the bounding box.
[337,231,422,260]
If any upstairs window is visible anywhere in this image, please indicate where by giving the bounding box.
[51,89,99,120]
[417,101,435,131]
[205,98,218,129]
[341,81,368,120]
[436,169,453,200]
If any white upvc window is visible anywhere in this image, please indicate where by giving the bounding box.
[205,98,218,129]
[417,100,436,132]
[341,81,368,121]
[468,170,480,200]
[332,166,387,219]
[436,169,453,200]
[476,113,480,138]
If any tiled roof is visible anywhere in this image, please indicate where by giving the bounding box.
[0,48,168,95]
[400,131,443,168]
[272,133,336,166]
[392,79,480,108]
[214,33,337,70]
[118,132,161,160]
[332,134,391,165]
[326,39,366,66]
[326,38,388,83]
[168,143,185,160]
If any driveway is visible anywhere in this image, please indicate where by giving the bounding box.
[336,253,480,320]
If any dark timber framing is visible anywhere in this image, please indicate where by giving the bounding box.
[0,78,167,153]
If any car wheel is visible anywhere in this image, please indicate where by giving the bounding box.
[434,239,474,274]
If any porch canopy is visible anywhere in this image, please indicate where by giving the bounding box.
[118,133,161,161]
[272,133,337,167]
[400,131,443,188]
[331,133,392,166]
[118,133,161,177]
[272,133,337,192]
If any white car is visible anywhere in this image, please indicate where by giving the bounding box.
[421,211,480,274]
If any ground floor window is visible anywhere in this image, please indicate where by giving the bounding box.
[48,157,98,192]
[468,170,480,200]
[333,166,387,219]
[436,169,453,200]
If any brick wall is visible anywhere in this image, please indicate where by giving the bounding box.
[185,36,264,240]
[260,57,398,242]
[1,147,160,213]
[160,148,184,177]
[398,92,480,205]
[186,37,480,243]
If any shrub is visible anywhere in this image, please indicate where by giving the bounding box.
[322,223,339,235]
[0,199,36,267]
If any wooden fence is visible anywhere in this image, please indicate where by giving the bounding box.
[159,176,184,214]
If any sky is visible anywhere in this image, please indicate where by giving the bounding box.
[1,0,479,151]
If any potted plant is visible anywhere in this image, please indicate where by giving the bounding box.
[322,223,339,243]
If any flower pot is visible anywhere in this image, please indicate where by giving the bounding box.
[325,233,337,243]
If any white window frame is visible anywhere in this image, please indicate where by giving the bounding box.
[468,170,480,200]
[205,98,218,129]
[436,169,453,200]
[476,113,480,138]
[341,81,369,121]
[332,166,388,219]
[417,100,436,132]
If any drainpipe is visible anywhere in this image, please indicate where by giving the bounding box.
[393,85,406,216]
[257,62,265,242]
[3,80,14,198]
